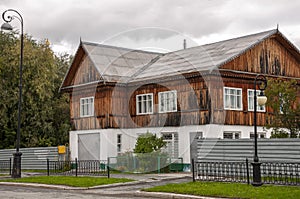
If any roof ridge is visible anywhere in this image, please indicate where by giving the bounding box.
[214,29,278,68]
[127,55,162,83]
[81,41,163,55]
[169,29,278,54]
[202,29,277,47]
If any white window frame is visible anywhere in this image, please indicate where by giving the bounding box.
[80,97,94,117]
[117,134,122,153]
[223,131,241,139]
[161,132,179,158]
[250,132,266,139]
[158,90,177,113]
[247,89,266,112]
[136,93,153,115]
[223,87,243,111]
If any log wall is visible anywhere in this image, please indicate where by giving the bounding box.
[69,35,300,130]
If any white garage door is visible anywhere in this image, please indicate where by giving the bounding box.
[78,133,100,160]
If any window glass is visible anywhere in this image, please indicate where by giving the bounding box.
[80,97,94,117]
[136,93,153,115]
[247,89,266,112]
[159,90,177,113]
[224,87,243,110]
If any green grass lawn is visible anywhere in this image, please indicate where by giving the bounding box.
[1,176,134,187]
[144,181,300,199]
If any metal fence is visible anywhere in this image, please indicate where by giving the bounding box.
[47,158,109,177]
[261,162,300,185]
[193,138,300,163]
[108,154,183,173]
[0,159,12,175]
[192,159,300,186]
[192,159,250,184]
[0,147,68,170]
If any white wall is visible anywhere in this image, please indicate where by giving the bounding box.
[69,124,271,163]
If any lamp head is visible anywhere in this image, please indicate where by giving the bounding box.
[1,22,13,31]
[257,94,267,106]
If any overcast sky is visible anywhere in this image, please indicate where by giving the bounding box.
[1,0,300,55]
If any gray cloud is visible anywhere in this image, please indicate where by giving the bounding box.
[1,0,300,54]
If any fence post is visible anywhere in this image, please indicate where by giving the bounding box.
[180,157,183,171]
[246,158,250,185]
[157,156,160,174]
[75,158,78,177]
[107,157,110,178]
[192,158,195,182]
[9,157,12,175]
[47,158,50,176]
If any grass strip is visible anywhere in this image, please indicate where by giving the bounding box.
[1,176,134,187]
[144,181,300,199]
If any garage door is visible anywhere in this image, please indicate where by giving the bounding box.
[78,133,100,160]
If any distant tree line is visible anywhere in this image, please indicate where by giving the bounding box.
[0,31,71,149]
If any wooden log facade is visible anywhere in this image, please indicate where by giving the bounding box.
[61,30,300,132]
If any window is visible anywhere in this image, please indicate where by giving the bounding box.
[80,97,94,117]
[162,132,179,158]
[250,132,266,139]
[159,90,177,113]
[117,134,122,153]
[136,93,153,115]
[247,89,266,112]
[223,131,241,139]
[224,87,242,110]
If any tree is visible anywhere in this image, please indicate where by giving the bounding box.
[0,32,71,148]
[133,132,167,173]
[134,132,166,153]
[265,78,300,138]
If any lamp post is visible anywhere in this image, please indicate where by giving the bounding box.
[252,74,267,186]
[1,9,24,178]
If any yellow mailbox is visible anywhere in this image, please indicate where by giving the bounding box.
[58,145,66,154]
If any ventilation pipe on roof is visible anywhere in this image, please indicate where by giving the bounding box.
[183,39,187,49]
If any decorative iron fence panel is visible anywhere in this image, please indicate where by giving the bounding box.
[261,162,300,185]
[47,159,108,177]
[0,159,11,175]
[192,159,250,184]
[192,159,300,186]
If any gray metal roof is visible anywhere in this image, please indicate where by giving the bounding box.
[82,29,281,83]
[131,29,278,82]
[82,42,161,82]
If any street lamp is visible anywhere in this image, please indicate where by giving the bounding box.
[252,74,267,187]
[1,9,24,178]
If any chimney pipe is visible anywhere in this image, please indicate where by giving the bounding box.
[183,39,186,49]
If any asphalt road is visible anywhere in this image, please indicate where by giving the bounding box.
[0,176,192,199]
[0,185,151,199]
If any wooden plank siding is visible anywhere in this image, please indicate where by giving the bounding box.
[220,37,300,77]
[69,75,271,130]
[72,54,101,85]
[67,34,300,131]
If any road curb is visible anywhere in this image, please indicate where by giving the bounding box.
[0,182,87,190]
[135,190,223,199]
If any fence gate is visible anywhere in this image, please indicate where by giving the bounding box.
[78,133,100,160]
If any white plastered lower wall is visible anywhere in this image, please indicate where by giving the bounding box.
[69,124,272,164]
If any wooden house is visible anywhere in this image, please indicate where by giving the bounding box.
[60,29,300,163]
